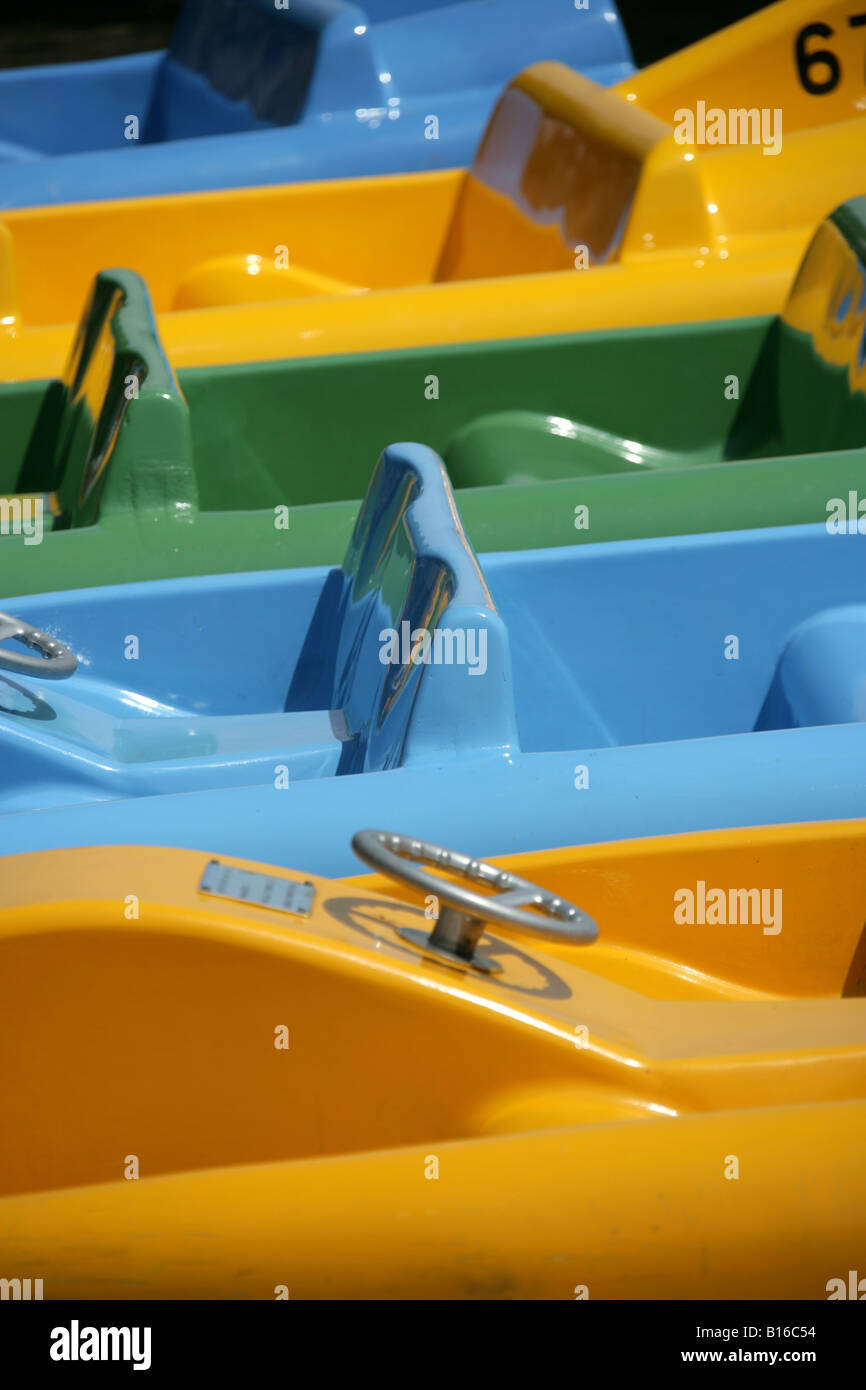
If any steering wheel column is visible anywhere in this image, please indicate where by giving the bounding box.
[352,829,599,974]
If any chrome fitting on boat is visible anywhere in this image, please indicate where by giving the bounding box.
[351,829,599,974]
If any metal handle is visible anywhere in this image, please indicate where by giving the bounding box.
[352,829,598,973]
[0,611,77,680]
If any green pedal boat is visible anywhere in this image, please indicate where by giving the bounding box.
[1,195,865,596]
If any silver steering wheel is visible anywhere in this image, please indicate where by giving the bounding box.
[0,611,77,680]
[352,829,598,974]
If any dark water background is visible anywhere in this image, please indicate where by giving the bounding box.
[0,2,772,70]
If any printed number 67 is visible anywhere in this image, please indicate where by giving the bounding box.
[795,14,866,94]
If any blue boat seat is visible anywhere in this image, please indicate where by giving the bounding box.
[142,0,385,143]
[0,693,346,814]
[756,607,866,731]
[286,442,515,773]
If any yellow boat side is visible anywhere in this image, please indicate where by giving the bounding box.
[2,38,865,379]
[0,819,863,1298]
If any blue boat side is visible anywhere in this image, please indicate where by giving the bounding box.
[0,0,634,207]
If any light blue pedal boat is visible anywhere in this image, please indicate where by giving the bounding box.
[1,443,865,873]
[0,0,633,209]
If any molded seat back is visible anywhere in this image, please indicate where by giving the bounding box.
[434,62,701,283]
[726,197,866,460]
[143,0,382,142]
[287,442,517,773]
[15,269,197,528]
[757,606,866,731]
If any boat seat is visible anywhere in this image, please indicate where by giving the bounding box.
[141,0,384,143]
[285,441,517,773]
[434,61,703,283]
[444,409,689,487]
[756,607,866,731]
[725,198,866,460]
[170,254,363,311]
[0,693,346,813]
[447,196,866,488]
[8,268,197,529]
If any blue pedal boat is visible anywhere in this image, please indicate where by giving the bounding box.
[0,0,633,210]
[1,443,865,872]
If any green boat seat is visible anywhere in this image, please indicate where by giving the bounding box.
[443,198,866,487]
[445,410,693,486]
[726,200,866,460]
[5,268,197,532]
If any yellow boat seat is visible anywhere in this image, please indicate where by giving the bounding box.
[171,253,364,310]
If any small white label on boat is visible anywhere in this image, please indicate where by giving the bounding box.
[198,860,315,917]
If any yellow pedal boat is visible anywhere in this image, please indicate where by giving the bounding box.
[1,818,863,1300]
[3,0,866,381]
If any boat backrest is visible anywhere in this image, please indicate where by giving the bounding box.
[16,269,197,528]
[757,607,866,731]
[143,0,383,142]
[726,197,866,459]
[286,442,517,774]
[434,61,704,282]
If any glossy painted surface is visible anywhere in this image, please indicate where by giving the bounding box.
[4,42,866,382]
[2,198,866,595]
[0,821,863,1297]
[1,269,196,533]
[0,0,632,211]
[2,444,866,865]
[621,0,866,131]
